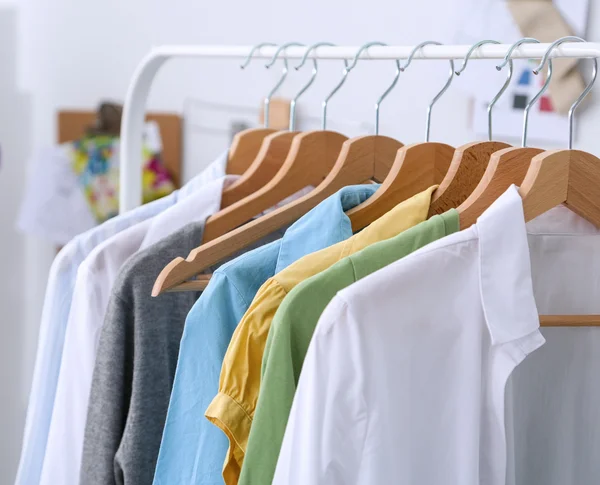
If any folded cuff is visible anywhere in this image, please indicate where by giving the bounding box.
[206,392,253,483]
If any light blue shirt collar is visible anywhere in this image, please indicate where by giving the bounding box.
[275,185,378,273]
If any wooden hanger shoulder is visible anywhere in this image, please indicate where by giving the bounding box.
[519,149,600,226]
[327,134,402,183]
[347,141,453,231]
[566,149,600,225]
[372,135,404,181]
[201,130,348,243]
[458,146,544,229]
[226,128,277,175]
[428,141,511,217]
[221,131,299,208]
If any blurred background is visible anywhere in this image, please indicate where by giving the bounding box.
[1,0,599,482]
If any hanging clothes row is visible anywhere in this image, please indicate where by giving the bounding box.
[16,37,600,485]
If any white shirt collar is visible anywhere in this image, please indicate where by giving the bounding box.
[475,185,540,345]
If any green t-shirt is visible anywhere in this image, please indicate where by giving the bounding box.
[238,210,460,485]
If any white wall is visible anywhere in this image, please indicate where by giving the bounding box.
[5,0,600,482]
[0,1,32,482]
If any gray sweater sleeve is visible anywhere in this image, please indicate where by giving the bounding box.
[81,294,134,485]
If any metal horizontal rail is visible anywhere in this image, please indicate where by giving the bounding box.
[120,42,600,212]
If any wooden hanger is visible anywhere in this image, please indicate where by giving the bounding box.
[153,43,404,294]
[225,128,277,174]
[224,43,293,175]
[427,39,533,217]
[344,42,455,228]
[201,129,349,242]
[518,37,599,230]
[222,130,298,206]
[458,146,543,228]
[522,147,600,326]
[201,42,357,242]
[153,127,369,294]
[464,37,600,326]
[456,38,549,228]
[520,148,600,226]
[225,99,292,176]
[428,140,511,215]
[221,43,334,207]
[349,42,497,226]
[223,94,298,206]
[334,48,408,231]
[523,38,600,326]
[348,42,508,225]
[347,141,454,229]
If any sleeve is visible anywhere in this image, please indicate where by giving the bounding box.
[153,273,244,485]
[14,249,74,485]
[204,279,287,485]
[272,297,368,485]
[238,298,304,485]
[39,266,107,485]
[80,293,133,485]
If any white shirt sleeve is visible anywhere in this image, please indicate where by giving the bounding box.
[38,263,101,485]
[272,296,368,485]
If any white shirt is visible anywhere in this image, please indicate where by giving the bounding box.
[39,172,236,485]
[16,154,227,485]
[273,185,600,485]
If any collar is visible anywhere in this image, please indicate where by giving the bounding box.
[275,185,379,273]
[475,185,540,345]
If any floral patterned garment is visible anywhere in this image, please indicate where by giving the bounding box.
[69,135,175,223]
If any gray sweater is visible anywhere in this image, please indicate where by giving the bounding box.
[80,221,286,485]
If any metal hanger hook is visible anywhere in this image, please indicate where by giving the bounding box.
[455,39,500,75]
[344,42,401,136]
[240,42,277,69]
[263,42,305,128]
[400,41,454,142]
[533,36,597,149]
[455,40,503,141]
[319,41,392,132]
[289,42,339,131]
[520,59,552,148]
[491,38,541,142]
[316,47,352,130]
[496,37,540,70]
[241,42,278,128]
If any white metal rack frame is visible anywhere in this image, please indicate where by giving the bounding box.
[120,42,600,213]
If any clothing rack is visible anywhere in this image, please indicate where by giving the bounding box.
[119,42,600,213]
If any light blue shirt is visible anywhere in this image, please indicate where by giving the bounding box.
[152,185,378,485]
[15,155,227,485]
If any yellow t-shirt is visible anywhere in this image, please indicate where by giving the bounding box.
[205,187,436,484]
